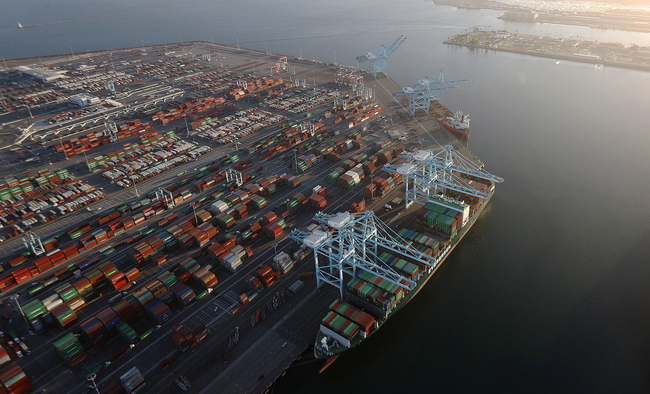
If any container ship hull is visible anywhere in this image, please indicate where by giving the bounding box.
[314,191,492,361]
[438,120,470,137]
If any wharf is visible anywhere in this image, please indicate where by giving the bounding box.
[0,41,477,394]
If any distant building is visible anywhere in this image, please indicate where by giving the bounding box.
[14,66,67,82]
[69,93,100,107]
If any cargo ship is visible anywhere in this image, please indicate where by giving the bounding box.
[312,182,494,364]
[437,111,470,137]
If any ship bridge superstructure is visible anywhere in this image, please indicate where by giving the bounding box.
[384,145,503,210]
[289,211,437,297]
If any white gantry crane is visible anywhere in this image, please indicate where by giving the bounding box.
[104,119,119,142]
[384,145,504,210]
[155,188,175,209]
[289,211,438,297]
[300,123,315,137]
[23,232,45,256]
[225,168,243,187]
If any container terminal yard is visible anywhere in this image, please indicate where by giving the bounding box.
[0,40,499,394]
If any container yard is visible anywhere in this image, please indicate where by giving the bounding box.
[0,40,494,394]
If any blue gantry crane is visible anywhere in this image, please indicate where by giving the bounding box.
[384,146,503,210]
[289,211,436,297]
[356,36,407,77]
[393,70,471,115]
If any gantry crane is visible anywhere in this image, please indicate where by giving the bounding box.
[155,188,175,209]
[289,211,438,298]
[289,145,503,299]
[384,145,503,210]
[271,56,289,75]
[106,81,116,96]
[104,119,119,142]
[393,70,470,115]
[23,232,45,256]
[278,56,288,70]
[356,36,407,77]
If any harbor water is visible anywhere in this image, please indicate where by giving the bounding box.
[2,0,650,392]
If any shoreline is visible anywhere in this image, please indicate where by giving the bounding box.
[444,41,650,72]
[444,28,650,72]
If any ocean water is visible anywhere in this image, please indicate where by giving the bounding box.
[3,0,650,392]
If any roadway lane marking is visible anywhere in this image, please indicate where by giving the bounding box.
[199,287,318,394]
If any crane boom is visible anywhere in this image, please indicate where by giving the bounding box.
[392,70,471,114]
[356,36,407,77]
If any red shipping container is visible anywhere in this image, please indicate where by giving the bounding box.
[63,245,79,259]
[28,265,40,277]
[8,256,26,268]
[222,238,236,250]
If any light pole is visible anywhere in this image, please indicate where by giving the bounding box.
[294,149,298,174]
[10,294,28,327]
[133,179,140,198]
[59,136,68,160]
[82,149,90,172]
[141,40,145,52]
[210,34,214,47]
[87,373,100,394]
[191,203,198,225]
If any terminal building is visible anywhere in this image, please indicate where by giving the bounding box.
[14,66,67,82]
[69,93,100,107]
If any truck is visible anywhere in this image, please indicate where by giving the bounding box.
[18,341,31,356]
[287,280,304,294]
